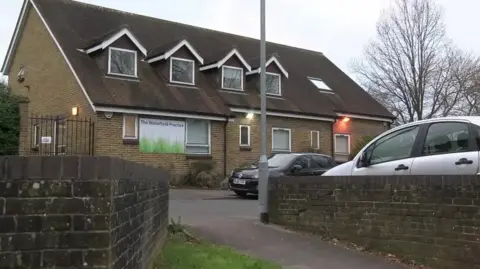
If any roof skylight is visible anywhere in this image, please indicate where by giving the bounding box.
[309,78,332,91]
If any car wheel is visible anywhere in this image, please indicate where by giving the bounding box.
[234,191,248,197]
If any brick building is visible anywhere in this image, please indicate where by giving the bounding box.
[2,0,395,180]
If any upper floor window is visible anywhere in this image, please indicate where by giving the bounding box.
[170,57,195,85]
[222,66,243,90]
[266,73,281,96]
[309,77,332,91]
[108,47,137,77]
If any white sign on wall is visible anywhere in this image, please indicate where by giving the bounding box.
[139,118,185,154]
[41,136,52,144]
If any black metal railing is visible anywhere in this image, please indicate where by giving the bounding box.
[1,115,95,156]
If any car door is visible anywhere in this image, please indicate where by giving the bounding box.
[410,121,479,175]
[352,125,421,176]
[290,155,313,176]
[310,155,335,175]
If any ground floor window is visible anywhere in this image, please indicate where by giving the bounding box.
[239,125,251,146]
[334,134,350,162]
[310,130,319,149]
[186,119,210,154]
[272,128,291,152]
[123,115,138,139]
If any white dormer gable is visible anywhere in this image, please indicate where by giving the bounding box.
[199,49,251,72]
[146,40,204,64]
[246,55,289,78]
[84,28,147,56]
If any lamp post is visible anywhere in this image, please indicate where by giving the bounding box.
[258,0,269,224]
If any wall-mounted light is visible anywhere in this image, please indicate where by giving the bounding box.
[342,117,350,123]
[71,106,79,116]
[246,112,254,119]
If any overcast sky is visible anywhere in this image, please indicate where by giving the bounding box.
[1,0,480,79]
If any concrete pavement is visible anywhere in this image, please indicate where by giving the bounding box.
[169,189,408,269]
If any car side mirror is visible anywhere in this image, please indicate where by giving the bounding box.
[359,151,369,168]
[292,164,302,172]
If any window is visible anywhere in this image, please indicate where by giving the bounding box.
[222,66,243,90]
[292,156,310,169]
[108,47,137,77]
[32,125,40,147]
[272,128,291,152]
[55,121,67,155]
[239,125,250,146]
[422,122,470,156]
[311,131,320,149]
[311,155,334,169]
[123,115,138,139]
[308,77,332,91]
[266,73,281,95]
[369,126,419,165]
[170,57,195,85]
[186,119,210,154]
[334,134,350,154]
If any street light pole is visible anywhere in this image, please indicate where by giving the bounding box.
[258,0,269,224]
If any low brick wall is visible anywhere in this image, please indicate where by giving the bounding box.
[0,156,169,269]
[268,176,480,269]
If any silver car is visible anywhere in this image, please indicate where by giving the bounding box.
[323,116,480,176]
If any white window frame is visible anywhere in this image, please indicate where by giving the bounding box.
[272,127,291,152]
[108,47,138,78]
[239,125,251,146]
[222,66,243,91]
[185,119,211,154]
[308,77,332,91]
[266,72,281,96]
[122,114,138,140]
[310,130,320,150]
[170,57,195,85]
[32,125,39,147]
[334,134,351,154]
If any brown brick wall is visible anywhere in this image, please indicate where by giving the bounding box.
[7,7,93,117]
[0,156,169,269]
[269,176,480,269]
[94,113,225,183]
[226,113,333,173]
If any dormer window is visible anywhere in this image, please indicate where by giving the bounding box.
[108,47,137,77]
[170,57,195,85]
[266,72,281,95]
[222,66,243,90]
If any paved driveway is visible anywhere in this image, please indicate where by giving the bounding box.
[169,189,408,269]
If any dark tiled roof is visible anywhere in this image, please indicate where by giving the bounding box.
[33,0,394,119]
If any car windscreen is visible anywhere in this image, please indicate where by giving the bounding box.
[265,154,297,168]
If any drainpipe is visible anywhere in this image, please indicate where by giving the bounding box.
[223,118,228,177]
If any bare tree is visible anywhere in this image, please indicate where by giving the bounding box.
[351,0,480,124]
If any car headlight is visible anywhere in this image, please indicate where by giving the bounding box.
[253,174,259,179]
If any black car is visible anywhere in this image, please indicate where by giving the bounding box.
[228,153,336,197]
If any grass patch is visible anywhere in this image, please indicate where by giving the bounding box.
[140,137,184,153]
[153,219,281,269]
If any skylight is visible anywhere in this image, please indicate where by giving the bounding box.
[309,78,332,91]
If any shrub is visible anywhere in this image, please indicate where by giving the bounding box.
[0,83,20,155]
[350,135,376,160]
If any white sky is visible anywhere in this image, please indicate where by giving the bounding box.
[1,0,480,78]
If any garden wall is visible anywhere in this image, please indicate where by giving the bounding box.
[0,156,169,269]
[268,175,480,269]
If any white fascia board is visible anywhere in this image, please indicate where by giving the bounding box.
[337,113,394,123]
[30,0,96,112]
[96,106,229,121]
[1,0,30,74]
[199,49,251,71]
[85,28,147,56]
[245,56,289,78]
[148,40,204,64]
[230,107,334,122]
